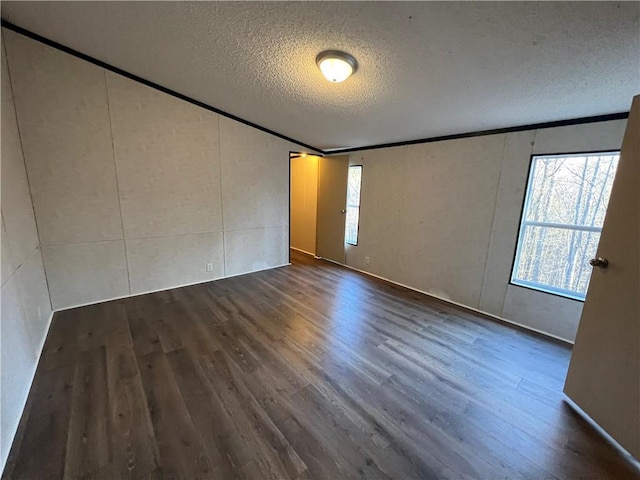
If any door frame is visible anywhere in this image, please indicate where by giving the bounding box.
[289,151,324,263]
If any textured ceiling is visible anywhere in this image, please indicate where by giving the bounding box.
[2,1,639,151]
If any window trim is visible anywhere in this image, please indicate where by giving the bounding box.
[345,164,363,246]
[508,149,620,302]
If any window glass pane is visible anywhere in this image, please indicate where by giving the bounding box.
[347,165,362,207]
[345,207,360,245]
[513,225,602,299]
[512,151,619,301]
[345,166,362,245]
[525,153,618,228]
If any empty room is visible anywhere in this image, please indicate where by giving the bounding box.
[1,1,639,479]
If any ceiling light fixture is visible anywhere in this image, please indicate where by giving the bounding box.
[316,50,358,83]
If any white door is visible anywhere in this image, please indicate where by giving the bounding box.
[564,95,639,458]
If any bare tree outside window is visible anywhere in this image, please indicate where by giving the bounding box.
[511,151,620,300]
[345,166,362,245]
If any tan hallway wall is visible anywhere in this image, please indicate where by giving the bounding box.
[290,155,319,255]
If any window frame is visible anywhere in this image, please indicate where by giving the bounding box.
[509,149,620,302]
[345,164,363,246]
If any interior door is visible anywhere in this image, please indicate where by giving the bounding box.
[563,95,639,458]
[316,155,349,263]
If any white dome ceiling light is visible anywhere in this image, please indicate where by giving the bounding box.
[316,50,358,83]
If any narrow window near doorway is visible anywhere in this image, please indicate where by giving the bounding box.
[345,165,362,245]
[511,151,620,301]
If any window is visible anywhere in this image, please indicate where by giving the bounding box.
[511,151,619,301]
[345,165,362,245]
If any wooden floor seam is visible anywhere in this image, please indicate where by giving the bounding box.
[3,250,639,479]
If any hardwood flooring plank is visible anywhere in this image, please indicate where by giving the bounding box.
[4,249,639,479]
[63,347,111,479]
[283,387,391,480]
[307,355,502,479]
[138,351,214,478]
[124,298,163,358]
[166,347,248,477]
[4,362,75,479]
[199,350,307,480]
[105,310,159,479]
[106,376,159,479]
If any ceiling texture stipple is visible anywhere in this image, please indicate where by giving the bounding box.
[2,1,639,151]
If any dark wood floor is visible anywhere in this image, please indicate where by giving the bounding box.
[4,250,639,479]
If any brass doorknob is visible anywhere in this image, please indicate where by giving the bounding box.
[340,209,346,214]
[589,257,609,269]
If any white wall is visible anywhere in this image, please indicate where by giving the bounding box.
[290,155,319,255]
[0,26,629,473]
[3,28,297,311]
[0,27,302,471]
[0,37,52,470]
[345,120,626,342]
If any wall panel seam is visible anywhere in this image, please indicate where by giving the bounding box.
[102,69,131,296]
[217,115,227,276]
[0,212,13,287]
[0,21,323,155]
[2,21,628,156]
[223,225,290,233]
[2,34,53,311]
[478,133,509,311]
[39,230,231,247]
[0,245,41,288]
[51,262,291,313]
[500,130,538,316]
[500,129,539,318]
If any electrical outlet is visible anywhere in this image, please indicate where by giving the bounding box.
[365,256,370,266]
[206,263,214,273]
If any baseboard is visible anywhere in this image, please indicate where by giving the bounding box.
[319,257,573,345]
[290,246,316,257]
[38,310,56,360]
[2,261,296,474]
[224,263,291,280]
[563,396,640,469]
[1,309,55,475]
[53,262,291,313]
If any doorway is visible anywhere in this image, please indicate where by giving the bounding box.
[289,152,320,258]
[289,153,350,264]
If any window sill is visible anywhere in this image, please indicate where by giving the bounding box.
[509,280,586,302]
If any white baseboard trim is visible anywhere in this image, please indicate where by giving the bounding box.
[3,262,295,473]
[1,309,55,474]
[53,262,291,313]
[563,396,640,469]
[224,263,291,280]
[38,310,56,361]
[290,246,316,257]
[319,257,573,345]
